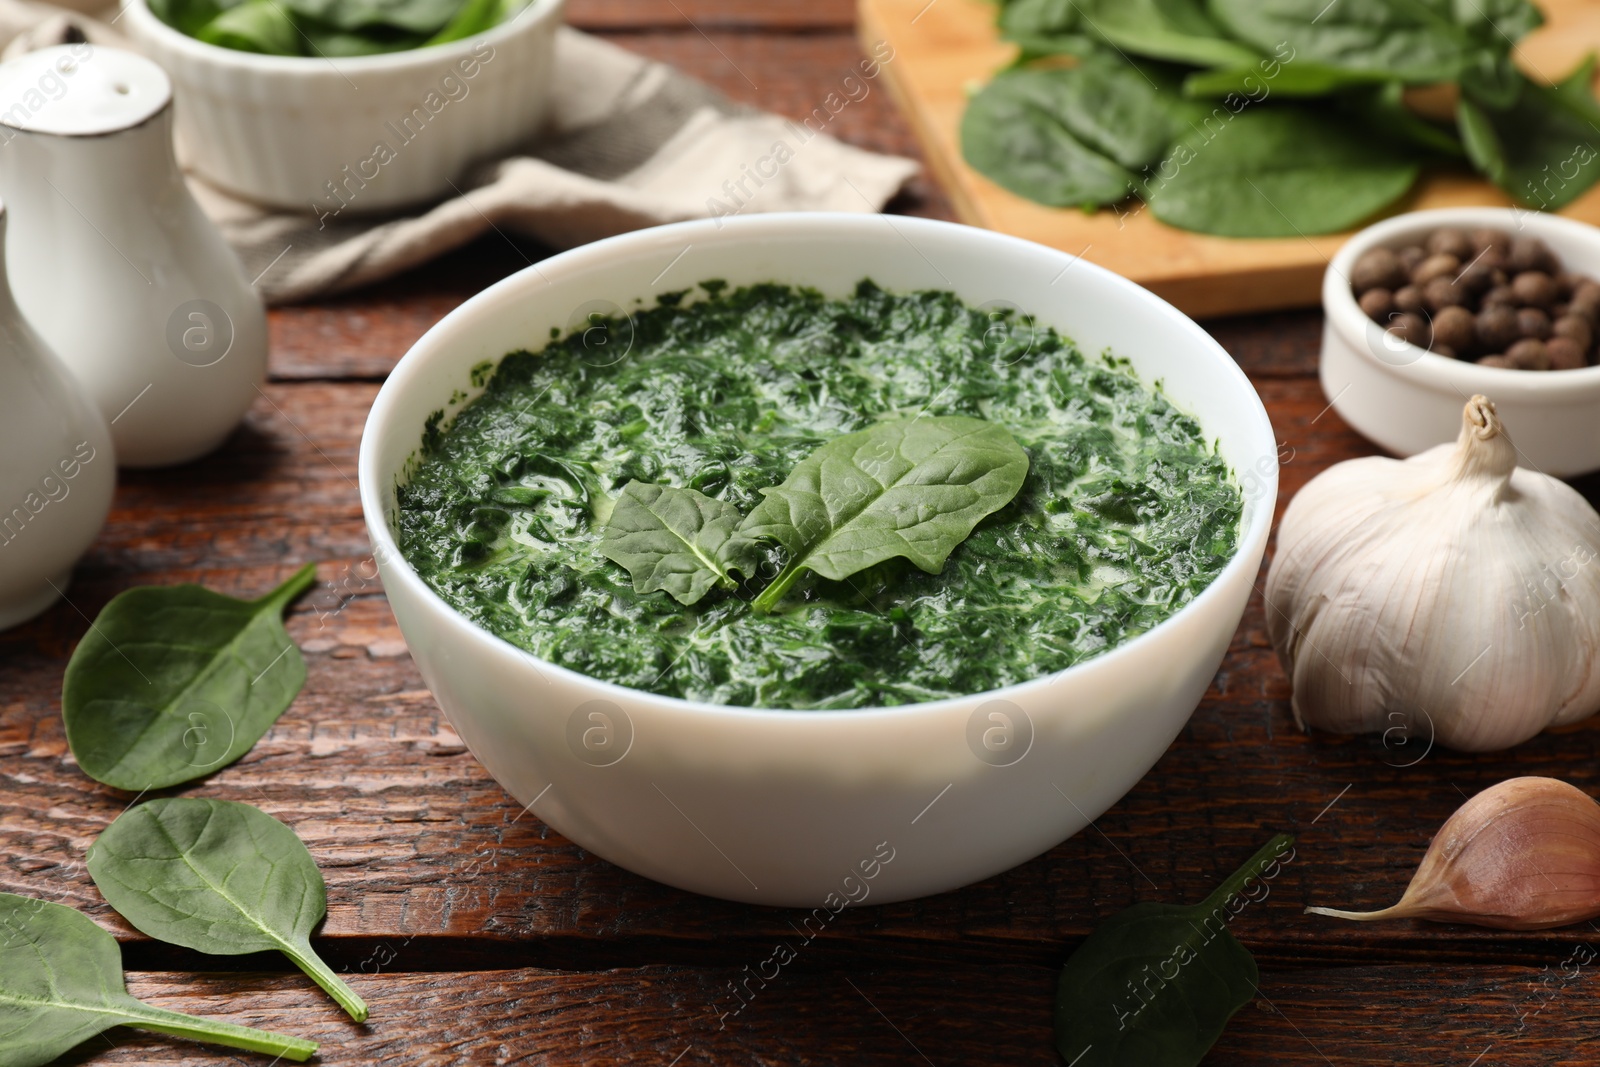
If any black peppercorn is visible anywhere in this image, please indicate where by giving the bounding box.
[1506,338,1550,370]
[1430,305,1477,354]
[1547,337,1587,370]
[1516,307,1551,339]
[1477,305,1519,351]
[1350,248,1408,293]
[1358,288,1395,321]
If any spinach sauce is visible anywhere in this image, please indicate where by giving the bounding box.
[396,281,1242,709]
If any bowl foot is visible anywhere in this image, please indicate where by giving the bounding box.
[0,569,73,632]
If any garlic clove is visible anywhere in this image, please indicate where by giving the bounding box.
[1307,777,1600,930]
[1265,396,1600,752]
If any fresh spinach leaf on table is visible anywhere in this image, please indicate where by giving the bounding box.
[1458,58,1600,209]
[1339,81,1464,156]
[0,893,317,1066]
[62,563,316,792]
[1207,0,1492,83]
[740,416,1029,613]
[1038,54,1188,169]
[87,797,369,1022]
[1451,0,1542,47]
[1181,61,1387,99]
[997,0,1099,58]
[1054,834,1294,1067]
[962,68,1143,207]
[1143,105,1420,236]
[1069,0,1258,69]
[599,480,758,606]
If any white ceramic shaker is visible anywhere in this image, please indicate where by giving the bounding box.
[0,45,266,468]
[0,202,116,629]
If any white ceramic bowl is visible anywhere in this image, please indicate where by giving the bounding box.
[1321,207,1600,477]
[359,214,1277,906]
[122,0,565,211]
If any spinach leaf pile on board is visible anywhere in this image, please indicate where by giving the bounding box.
[966,0,1600,235]
[151,0,514,56]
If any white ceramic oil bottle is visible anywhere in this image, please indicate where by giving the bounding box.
[0,45,266,468]
[0,202,116,630]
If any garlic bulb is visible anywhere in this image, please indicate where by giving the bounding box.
[1266,395,1600,752]
[1308,777,1600,930]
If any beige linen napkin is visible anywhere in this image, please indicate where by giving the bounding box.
[2,5,920,303]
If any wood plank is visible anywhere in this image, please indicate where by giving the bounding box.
[857,0,1600,317]
[42,961,1600,1064]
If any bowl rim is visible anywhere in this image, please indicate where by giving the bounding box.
[358,212,1277,722]
[119,0,565,72]
[1323,206,1600,394]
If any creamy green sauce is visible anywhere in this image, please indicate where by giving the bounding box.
[396,281,1241,709]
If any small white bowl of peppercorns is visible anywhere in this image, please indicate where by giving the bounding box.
[1321,207,1600,478]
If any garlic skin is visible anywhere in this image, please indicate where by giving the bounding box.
[1265,396,1600,752]
[1308,777,1600,930]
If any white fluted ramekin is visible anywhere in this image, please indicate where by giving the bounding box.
[359,214,1277,906]
[1321,207,1600,477]
[122,0,565,211]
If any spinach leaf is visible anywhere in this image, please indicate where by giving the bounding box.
[740,416,1029,613]
[1072,0,1259,68]
[1208,0,1486,83]
[196,1,303,55]
[1144,106,1419,236]
[1555,52,1598,106]
[998,0,1076,38]
[1040,54,1187,169]
[426,0,501,45]
[1340,81,1464,156]
[963,70,1135,207]
[998,0,1099,57]
[1182,62,1387,99]
[282,0,460,34]
[1452,0,1541,46]
[86,797,369,1022]
[1458,61,1600,209]
[1458,50,1521,109]
[598,481,756,606]
[299,19,430,54]
[1456,92,1507,185]
[1054,834,1294,1067]
[63,563,316,792]
[148,0,225,36]
[0,893,317,1066]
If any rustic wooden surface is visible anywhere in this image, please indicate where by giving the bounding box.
[7,2,1600,1064]
[858,0,1600,317]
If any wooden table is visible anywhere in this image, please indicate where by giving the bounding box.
[8,2,1600,1063]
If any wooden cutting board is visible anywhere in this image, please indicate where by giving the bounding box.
[858,0,1600,317]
